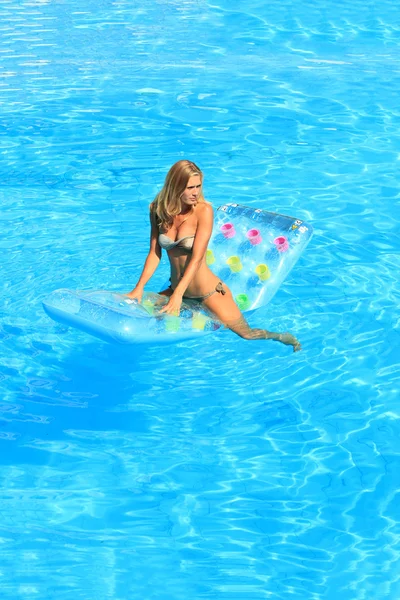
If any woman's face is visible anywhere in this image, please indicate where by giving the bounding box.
[181,175,202,207]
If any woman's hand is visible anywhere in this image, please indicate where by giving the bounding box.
[125,286,144,303]
[158,292,183,316]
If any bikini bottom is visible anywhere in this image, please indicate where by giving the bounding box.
[168,281,226,303]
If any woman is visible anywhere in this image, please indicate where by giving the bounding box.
[127,160,301,351]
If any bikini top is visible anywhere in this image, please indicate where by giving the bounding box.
[158,233,195,251]
[158,210,195,251]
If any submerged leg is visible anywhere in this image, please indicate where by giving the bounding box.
[225,315,302,352]
[203,288,302,352]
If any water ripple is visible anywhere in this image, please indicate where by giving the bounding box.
[1,0,400,598]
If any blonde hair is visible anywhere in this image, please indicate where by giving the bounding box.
[151,160,204,231]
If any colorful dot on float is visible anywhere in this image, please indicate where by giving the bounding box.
[274,236,289,252]
[206,249,215,265]
[165,316,180,333]
[220,223,236,239]
[227,256,243,272]
[255,264,271,281]
[192,312,208,331]
[236,294,251,311]
[246,228,262,245]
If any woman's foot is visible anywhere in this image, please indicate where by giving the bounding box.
[277,332,302,352]
[265,331,302,352]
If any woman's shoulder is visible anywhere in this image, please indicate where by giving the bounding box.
[196,200,213,215]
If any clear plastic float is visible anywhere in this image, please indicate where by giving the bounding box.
[42,203,313,344]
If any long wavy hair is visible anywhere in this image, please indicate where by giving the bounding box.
[151,160,204,231]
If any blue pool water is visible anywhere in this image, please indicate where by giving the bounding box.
[1,0,400,598]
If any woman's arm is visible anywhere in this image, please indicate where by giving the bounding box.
[126,208,161,301]
[159,203,213,313]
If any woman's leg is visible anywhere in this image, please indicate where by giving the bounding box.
[203,286,301,352]
[151,287,174,309]
[158,287,174,297]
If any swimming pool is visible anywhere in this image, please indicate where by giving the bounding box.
[1,0,400,598]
